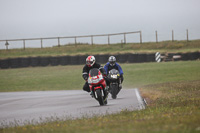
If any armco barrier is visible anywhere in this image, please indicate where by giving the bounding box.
[0,52,199,69]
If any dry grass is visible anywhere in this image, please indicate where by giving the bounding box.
[0,40,200,59]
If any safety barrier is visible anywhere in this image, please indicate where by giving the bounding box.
[160,52,200,62]
[0,52,199,69]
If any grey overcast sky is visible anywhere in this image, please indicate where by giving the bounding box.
[0,0,200,47]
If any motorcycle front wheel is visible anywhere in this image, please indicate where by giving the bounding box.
[95,89,104,106]
[110,84,118,99]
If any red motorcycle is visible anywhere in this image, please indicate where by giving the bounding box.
[88,68,108,106]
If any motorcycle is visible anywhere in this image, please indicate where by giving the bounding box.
[88,68,108,106]
[107,69,121,99]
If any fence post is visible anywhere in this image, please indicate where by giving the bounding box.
[155,30,158,43]
[23,40,26,50]
[108,35,110,45]
[186,29,189,42]
[74,37,77,47]
[41,39,43,48]
[5,41,9,50]
[58,37,60,47]
[91,36,93,45]
[140,31,142,44]
[124,33,126,44]
[172,30,174,42]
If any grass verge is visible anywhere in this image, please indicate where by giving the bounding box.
[2,81,200,132]
[1,61,200,132]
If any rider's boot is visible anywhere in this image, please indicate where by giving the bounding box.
[104,89,108,105]
[106,86,111,93]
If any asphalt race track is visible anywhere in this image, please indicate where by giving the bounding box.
[0,88,145,128]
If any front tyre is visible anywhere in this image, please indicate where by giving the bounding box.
[110,84,118,99]
[96,89,104,106]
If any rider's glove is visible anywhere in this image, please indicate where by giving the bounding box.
[83,75,88,81]
[120,74,124,83]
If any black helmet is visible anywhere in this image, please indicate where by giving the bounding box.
[108,56,116,66]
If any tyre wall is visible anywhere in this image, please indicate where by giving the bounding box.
[0,52,199,69]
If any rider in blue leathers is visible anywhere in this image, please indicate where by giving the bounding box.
[104,56,124,89]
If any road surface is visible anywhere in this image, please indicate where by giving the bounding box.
[0,88,145,128]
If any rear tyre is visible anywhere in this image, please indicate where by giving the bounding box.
[96,89,104,106]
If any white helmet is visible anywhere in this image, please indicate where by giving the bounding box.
[86,56,95,67]
[108,56,116,66]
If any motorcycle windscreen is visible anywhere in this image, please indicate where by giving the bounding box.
[109,69,119,75]
[89,68,100,77]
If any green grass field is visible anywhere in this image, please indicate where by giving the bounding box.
[1,61,200,132]
[0,40,200,59]
[0,61,199,92]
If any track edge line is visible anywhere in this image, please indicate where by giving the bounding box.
[134,88,146,110]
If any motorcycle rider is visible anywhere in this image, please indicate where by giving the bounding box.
[104,56,124,89]
[82,55,107,96]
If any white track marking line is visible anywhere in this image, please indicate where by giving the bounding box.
[135,88,145,110]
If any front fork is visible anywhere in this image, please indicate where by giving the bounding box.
[91,86,107,100]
